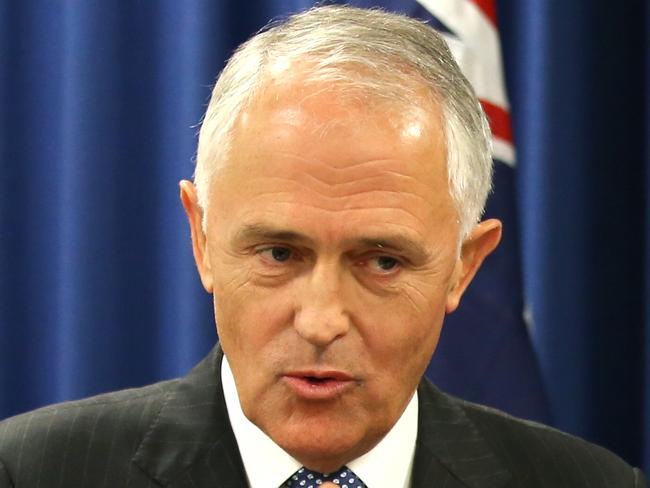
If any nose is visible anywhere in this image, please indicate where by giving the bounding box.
[293,261,351,347]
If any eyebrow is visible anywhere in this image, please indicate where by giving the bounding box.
[233,223,431,261]
[356,236,431,262]
[234,224,315,246]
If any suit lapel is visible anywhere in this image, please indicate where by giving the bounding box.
[411,380,512,488]
[132,346,248,487]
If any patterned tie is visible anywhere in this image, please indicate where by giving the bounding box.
[284,466,367,487]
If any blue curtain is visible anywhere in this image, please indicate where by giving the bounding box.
[1,0,648,472]
[499,0,649,468]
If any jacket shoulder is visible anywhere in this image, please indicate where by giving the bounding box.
[0,379,176,487]
[457,398,647,487]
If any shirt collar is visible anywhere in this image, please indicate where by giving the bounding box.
[222,354,418,488]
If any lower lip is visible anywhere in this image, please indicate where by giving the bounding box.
[283,376,355,400]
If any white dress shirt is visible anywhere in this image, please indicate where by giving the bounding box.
[222,355,418,488]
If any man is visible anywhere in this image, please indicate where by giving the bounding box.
[0,5,646,487]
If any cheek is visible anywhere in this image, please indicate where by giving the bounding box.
[214,284,298,412]
[361,280,448,373]
[213,276,296,353]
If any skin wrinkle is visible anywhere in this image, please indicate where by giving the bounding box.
[239,183,431,206]
[230,190,434,229]
[248,155,434,192]
[272,151,430,173]
[233,177,436,217]
[255,203,430,226]
[401,281,438,311]
[247,172,433,200]
[295,192,429,213]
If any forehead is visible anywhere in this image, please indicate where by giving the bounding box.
[209,76,458,245]
[232,72,445,169]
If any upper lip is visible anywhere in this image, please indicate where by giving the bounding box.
[285,370,354,381]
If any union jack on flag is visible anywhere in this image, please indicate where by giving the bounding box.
[418,0,514,164]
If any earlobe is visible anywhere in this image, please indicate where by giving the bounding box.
[179,180,214,293]
[445,219,502,313]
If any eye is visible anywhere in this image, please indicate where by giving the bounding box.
[257,246,293,263]
[367,255,401,274]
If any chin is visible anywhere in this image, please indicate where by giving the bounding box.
[282,436,361,473]
[270,417,374,470]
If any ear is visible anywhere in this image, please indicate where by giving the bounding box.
[445,218,502,313]
[179,180,214,293]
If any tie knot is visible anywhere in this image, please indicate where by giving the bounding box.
[285,466,366,487]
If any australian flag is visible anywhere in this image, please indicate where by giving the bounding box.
[343,0,550,422]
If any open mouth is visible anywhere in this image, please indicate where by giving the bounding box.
[305,376,330,384]
[283,371,355,399]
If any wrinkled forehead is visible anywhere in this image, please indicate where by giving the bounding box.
[215,70,451,202]
[207,66,458,247]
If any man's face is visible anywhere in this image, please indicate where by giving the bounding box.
[182,77,500,472]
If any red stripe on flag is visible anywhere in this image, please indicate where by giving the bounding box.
[480,100,513,143]
[469,0,497,26]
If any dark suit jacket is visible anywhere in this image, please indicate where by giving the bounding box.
[0,346,646,487]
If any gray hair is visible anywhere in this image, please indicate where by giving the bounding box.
[195,5,493,239]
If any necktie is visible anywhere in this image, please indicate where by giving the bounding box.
[284,466,367,487]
